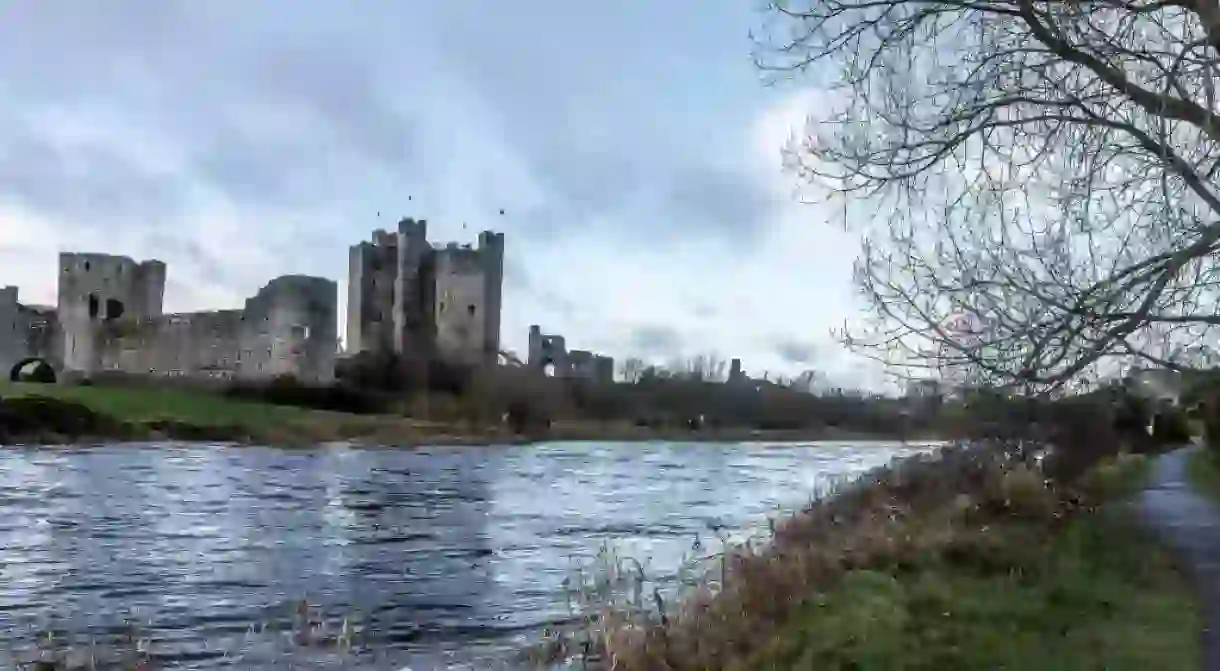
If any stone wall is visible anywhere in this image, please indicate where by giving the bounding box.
[242,275,339,383]
[346,218,504,366]
[99,309,244,379]
[0,286,22,377]
[0,285,61,379]
[393,218,430,356]
[347,235,398,355]
[57,252,165,376]
[97,274,339,384]
[477,230,505,364]
[5,252,336,385]
[528,324,569,374]
[434,245,487,365]
[528,324,613,381]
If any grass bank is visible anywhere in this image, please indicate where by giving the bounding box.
[0,382,505,446]
[1187,444,1220,504]
[0,382,899,447]
[568,447,1200,670]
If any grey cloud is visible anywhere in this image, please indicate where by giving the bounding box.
[661,164,775,238]
[775,338,818,365]
[0,125,189,228]
[503,257,578,318]
[511,139,775,243]
[630,325,683,355]
[0,0,776,275]
[141,234,243,291]
[1,2,422,224]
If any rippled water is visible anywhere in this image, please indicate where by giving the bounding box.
[0,440,933,669]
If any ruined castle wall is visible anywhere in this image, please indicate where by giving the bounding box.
[97,275,338,384]
[57,252,165,376]
[20,306,58,364]
[393,218,430,357]
[0,288,61,378]
[98,310,244,379]
[346,232,398,356]
[433,246,487,365]
[241,275,339,383]
[527,325,569,374]
[478,231,505,364]
[346,242,372,354]
[348,221,505,367]
[0,286,21,376]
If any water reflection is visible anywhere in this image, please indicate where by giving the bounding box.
[0,440,931,669]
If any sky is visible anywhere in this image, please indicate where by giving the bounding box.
[0,1,886,390]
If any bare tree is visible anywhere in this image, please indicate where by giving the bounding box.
[685,352,730,382]
[758,0,1220,391]
[619,357,648,383]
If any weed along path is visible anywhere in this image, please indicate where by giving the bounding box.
[1139,444,1220,670]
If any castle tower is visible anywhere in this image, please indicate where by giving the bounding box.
[478,230,505,365]
[57,252,165,376]
[136,260,166,318]
[0,286,20,377]
[394,217,430,357]
[346,230,399,355]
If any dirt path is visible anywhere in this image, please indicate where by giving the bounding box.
[1139,445,1220,670]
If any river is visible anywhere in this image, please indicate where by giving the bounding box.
[0,440,934,670]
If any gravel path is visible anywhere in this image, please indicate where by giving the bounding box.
[1139,445,1220,670]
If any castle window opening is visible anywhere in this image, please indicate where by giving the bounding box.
[84,261,91,271]
[467,304,476,316]
[88,293,99,318]
[105,298,125,320]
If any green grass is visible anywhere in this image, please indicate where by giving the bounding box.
[743,513,1198,670]
[1187,445,1220,505]
[723,454,1200,671]
[0,381,308,428]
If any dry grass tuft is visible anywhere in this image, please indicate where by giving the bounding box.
[550,441,1174,671]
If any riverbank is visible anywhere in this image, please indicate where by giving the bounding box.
[0,382,916,447]
[577,446,1200,670]
[1186,443,1220,503]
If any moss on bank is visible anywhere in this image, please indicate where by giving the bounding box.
[591,450,1200,670]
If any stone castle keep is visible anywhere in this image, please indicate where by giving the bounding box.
[0,216,623,385]
[346,218,505,366]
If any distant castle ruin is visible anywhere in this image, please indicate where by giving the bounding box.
[528,324,614,383]
[0,216,512,386]
[346,217,505,366]
[1,253,338,384]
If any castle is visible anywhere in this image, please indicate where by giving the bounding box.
[527,324,614,383]
[346,217,505,366]
[1,252,339,384]
[0,217,513,385]
[0,216,640,387]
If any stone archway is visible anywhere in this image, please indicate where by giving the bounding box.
[9,357,57,384]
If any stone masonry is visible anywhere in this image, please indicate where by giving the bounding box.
[347,217,505,366]
[1,252,338,383]
[527,324,614,383]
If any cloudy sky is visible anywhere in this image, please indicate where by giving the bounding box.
[0,1,884,389]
